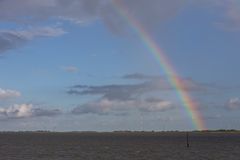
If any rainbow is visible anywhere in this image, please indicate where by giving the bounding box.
[112,0,206,130]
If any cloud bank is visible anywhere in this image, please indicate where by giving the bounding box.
[68,74,208,100]
[69,74,209,115]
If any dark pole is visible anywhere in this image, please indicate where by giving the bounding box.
[186,132,190,148]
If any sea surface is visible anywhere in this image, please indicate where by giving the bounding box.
[0,132,239,160]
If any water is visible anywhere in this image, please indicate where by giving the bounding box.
[0,132,239,159]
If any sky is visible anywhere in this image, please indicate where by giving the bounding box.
[0,0,240,131]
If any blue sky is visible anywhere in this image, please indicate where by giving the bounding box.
[0,0,239,131]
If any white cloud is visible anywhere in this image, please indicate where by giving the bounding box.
[62,66,79,73]
[0,104,33,118]
[13,27,66,39]
[72,98,175,115]
[139,99,174,112]
[0,88,21,100]
[0,104,62,119]
[226,97,240,110]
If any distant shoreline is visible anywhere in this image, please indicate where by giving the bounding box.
[0,129,239,134]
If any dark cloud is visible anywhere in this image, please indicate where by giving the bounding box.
[0,0,186,31]
[0,0,186,53]
[0,32,25,53]
[100,0,187,33]
[0,0,235,54]
[33,108,62,117]
[69,74,211,115]
[215,0,240,31]
[0,27,65,54]
[195,0,240,31]
[122,73,161,80]
[0,1,235,33]
[0,0,234,33]
[68,74,209,101]
[68,83,154,100]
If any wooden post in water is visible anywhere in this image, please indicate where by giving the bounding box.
[186,132,190,148]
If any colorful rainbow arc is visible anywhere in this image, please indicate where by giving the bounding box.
[112,0,206,130]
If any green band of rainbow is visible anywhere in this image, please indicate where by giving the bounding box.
[112,0,206,130]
